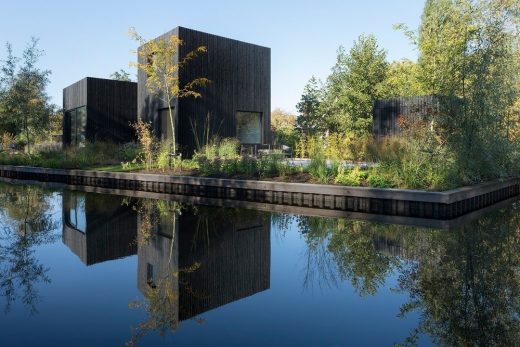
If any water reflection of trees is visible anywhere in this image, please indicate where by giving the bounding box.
[277,202,520,346]
[0,184,58,313]
[277,214,409,295]
[395,204,520,346]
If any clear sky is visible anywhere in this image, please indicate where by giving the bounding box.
[0,0,424,113]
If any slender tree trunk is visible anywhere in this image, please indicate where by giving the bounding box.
[168,103,176,155]
[164,88,176,158]
[24,114,31,156]
[168,213,176,265]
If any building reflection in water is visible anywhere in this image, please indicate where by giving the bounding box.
[62,192,271,325]
[62,191,138,266]
[136,204,271,322]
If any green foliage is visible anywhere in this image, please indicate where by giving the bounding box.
[132,120,157,170]
[0,141,138,169]
[217,138,240,158]
[155,140,172,171]
[366,173,392,188]
[129,27,210,155]
[412,0,520,184]
[321,35,389,135]
[258,153,286,178]
[295,76,326,136]
[0,38,54,154]
[193,137,292,178]
[380,59,425,98]
[307,157,338,184]
[271,108,298,149]
[109,69,132,82]
[335,167,368,186]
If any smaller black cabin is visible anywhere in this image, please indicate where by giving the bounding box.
[372,95,458,137]
[63,77,137,146]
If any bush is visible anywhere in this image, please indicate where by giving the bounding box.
[155,141,172,171]
[237,156,258,177]
[258,153,285,178]
[217,138,239,159]
[335,166,368,186]
[367,172,393,188]
[308,157,338,184]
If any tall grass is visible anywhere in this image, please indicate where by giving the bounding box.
[0,141,139,169]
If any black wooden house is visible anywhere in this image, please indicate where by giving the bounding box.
[138,27,271,155]
[372,95,459,137]
[63,77,137,146]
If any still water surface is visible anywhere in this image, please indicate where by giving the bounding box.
[0,183,519,346]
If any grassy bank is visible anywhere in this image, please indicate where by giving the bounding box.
[1,137,518,191]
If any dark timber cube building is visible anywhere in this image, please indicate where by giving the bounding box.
[138,27,271,155]
[63,77,137,146]
[372,95,457,137]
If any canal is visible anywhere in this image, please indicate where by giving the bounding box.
[0,182,519,346]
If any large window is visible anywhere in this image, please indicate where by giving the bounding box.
[236,111,262,144]
[66,106,87,146]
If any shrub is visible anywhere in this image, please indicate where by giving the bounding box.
[335,166,368,186]
[0,133,16,151]
[367,172,393,188]
[221,158,238,176]
[237,156,258,177]
[156,141,173,171]
[258,154,285,178]
[308,157,338,184]
[132,120,157,170]
[217,138,239,159]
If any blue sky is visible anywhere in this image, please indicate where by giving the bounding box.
[0,0,424,112]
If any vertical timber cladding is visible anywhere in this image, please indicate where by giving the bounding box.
[138,27,271,156]
[372,95,459,138]
[62,78,88,145]
[86,78,137,143]
[63,77,137,145]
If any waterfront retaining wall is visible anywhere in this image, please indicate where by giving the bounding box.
[0,165,518,220]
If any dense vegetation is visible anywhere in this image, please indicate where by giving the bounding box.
[289,0,520,189]
[1,0,519,190]
[0,39,61,154]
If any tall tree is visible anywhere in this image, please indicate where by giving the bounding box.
[129,28,210,156]
[0,43,19,136]
[322,35,389,136]
[295,76,326,136]
[381,59,425,98]
[0,38,52,154]
[271,108,297,147]
[416,0,520,182]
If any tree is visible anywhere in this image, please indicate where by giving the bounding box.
[0,43,19,136]
[321,35,388,135]
[0,38,53,154]
[381,59,424,98]
[128,28,210,156]
[416,0,520,182]
[271,108,297,147]
[109,69,132,82]
[295,76,326,136]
